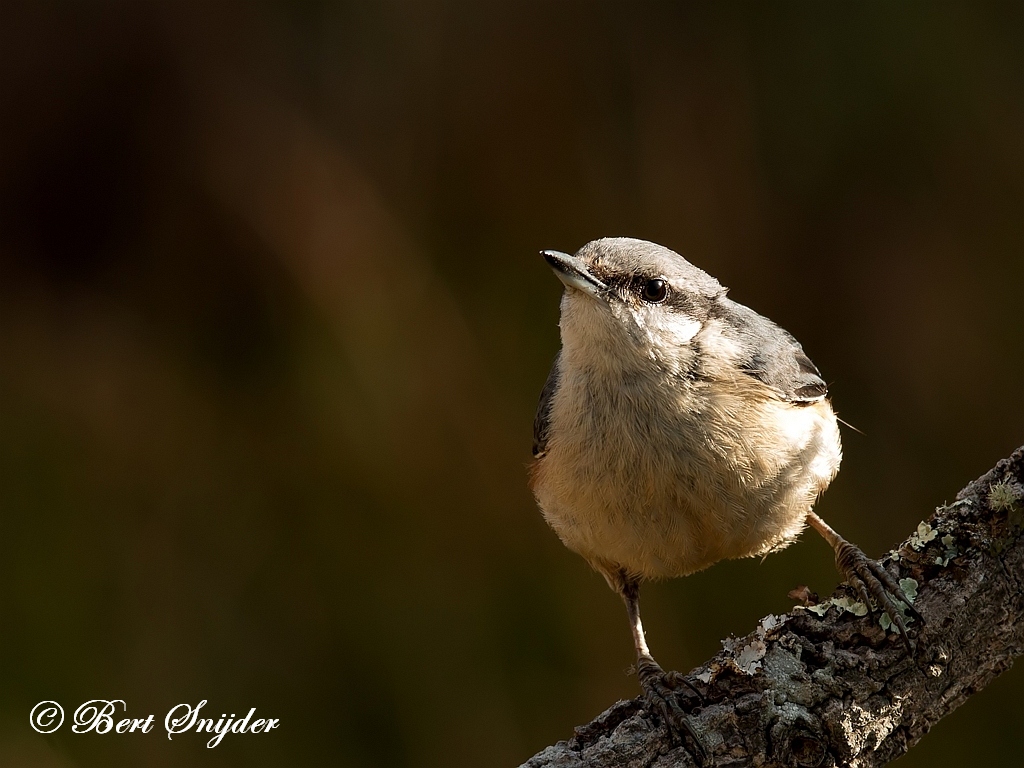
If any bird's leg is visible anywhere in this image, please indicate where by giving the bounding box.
[616,572,707,763]
[806,512,923,653]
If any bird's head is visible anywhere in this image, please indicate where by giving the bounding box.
[542,238,726,373]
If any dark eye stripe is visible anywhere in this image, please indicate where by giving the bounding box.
[597,271,713,319]
[622,274,670,303]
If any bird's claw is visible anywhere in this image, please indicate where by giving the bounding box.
[835,540,923,653]
[636,655,709,765]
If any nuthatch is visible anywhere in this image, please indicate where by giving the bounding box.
[530,237,920,746]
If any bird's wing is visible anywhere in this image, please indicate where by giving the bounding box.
[533,352,561,458]
[716,300,829,403]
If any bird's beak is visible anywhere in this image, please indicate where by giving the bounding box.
[541,250,607,298]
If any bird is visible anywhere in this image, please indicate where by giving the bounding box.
[529,237,920,749]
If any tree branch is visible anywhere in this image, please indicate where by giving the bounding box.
[522,445,1024,768]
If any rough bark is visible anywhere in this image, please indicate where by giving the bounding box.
[522,445,1024,768]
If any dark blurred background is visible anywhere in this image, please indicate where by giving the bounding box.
[1,3,1022,766]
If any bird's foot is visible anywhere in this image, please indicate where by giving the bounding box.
[834,539,924,653]
[636,655,708,765]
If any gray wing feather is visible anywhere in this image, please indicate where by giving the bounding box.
[533,352,561,458]
[716,299,828,403]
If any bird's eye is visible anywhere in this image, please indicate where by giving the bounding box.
[641,278,668,303]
